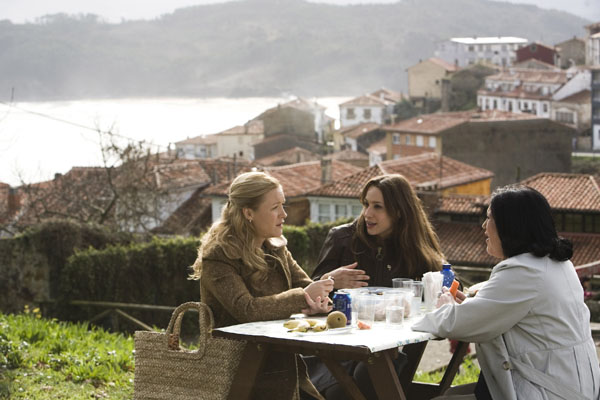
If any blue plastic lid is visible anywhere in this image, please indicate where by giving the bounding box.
[442,263,452,270]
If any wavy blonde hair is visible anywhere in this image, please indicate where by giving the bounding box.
[190,171,282,279]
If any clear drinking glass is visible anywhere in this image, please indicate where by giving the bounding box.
[357,294,376,329]
[392,278,413,288]
[408,281,424,317]
[384,291,406,327]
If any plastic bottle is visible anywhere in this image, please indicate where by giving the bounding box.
[441,263,455,288]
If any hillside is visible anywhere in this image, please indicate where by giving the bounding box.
[0,0,589,101]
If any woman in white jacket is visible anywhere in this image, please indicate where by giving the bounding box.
[413,185,600,400]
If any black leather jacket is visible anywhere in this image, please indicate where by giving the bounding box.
[312,222,420,287]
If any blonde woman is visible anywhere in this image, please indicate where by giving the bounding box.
[191,171,332,400]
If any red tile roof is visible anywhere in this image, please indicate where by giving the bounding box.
[203,160,363,198]
[370,88,404,103]
[428,57,459,72]
[436,221,600,267]
[255,147,321,166]
[367,138,387,154]
[391,144,436,157]
[521,173,600,212]
[175,134,218,146]
[308,153,494,197]
[339,122,381,139]
[254,97,325,120]
[486,68,568,85]
[385,110,540,134]
[217,119,264,136]
[435,221,497,267]
[340,94,391,107]
[437,194,489,214]
[323,149,369,161]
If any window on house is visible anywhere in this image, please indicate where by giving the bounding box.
[543,103,548,113]
[351,205,363,217]
[493,99,497,109]
[468,45,475,52]
[428,137,437,148]
[405,135,411,145]
[532,103,537,115]
[318,204,331,223]
[508,101,513,111]
[347,108,356,119]
[556,111,575,124]
[363,109,372,120]
[416,135,424,146]
[564,213,583,232]
[335,204,347,220]
[393,133,400,144]
[393,154,401,160]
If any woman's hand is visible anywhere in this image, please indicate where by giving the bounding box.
[436,287,466,308]
[323,262,369,289]
[301,291,332,315]
[304,279,334,303]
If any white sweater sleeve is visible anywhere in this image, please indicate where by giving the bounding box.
[412,260,542,343]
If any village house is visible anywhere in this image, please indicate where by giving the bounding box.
[477,68,568,118]
[322,149,369,169]
[555,36,586,69]
[333,122,385,154]
[433,173,600,279]
[515,42,558,66]
[306,153,493,223]
[203,160,362,226]
[406,58,458,108]
[338,88,403,128]
[585,22,600,66]
[593,66,600,150]
[254,146,321,166]
[434,36,528,68]
[383,110,575,188]
[513,58,560,71]
[174,119,263,161]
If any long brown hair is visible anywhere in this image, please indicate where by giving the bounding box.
[190,171,283,279]
[354,174,444,277]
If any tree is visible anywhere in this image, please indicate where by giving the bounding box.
[448,64,497,111]
[4,131,182,235]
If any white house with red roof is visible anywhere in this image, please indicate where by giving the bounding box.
[339,88,403,128]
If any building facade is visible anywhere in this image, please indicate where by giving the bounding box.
[434,36,528,68]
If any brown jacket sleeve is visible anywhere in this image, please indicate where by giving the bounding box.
[284,247,314,288]
[201,255,307,324]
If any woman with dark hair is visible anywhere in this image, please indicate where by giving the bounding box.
[413,185,600,400]
[312,174,444,288]
[308,174,444,399]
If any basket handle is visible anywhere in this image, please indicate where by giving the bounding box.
[166,302,214,354]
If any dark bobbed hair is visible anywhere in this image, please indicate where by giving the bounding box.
[490,185,572,261]
[354,174,444,277]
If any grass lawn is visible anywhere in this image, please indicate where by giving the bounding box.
[0,307,134,399]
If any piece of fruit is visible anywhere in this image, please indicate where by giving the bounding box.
[357,320,372,330]
[304,319,319,327]
[292,323,311,332]
[283,319,302,329]
[326,311,347,329]
[449,280,460,298]
[312,323,328,332]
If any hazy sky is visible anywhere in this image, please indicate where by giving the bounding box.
[1,0,598,23]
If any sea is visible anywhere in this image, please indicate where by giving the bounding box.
[0,96,350,187]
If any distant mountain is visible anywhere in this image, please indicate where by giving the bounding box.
[0,0,589,101]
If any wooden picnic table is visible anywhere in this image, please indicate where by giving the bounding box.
[213,315,469,400]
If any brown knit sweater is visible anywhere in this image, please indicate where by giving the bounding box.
[200,243,323,400]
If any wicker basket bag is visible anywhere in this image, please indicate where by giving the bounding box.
[133,302,245,400]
